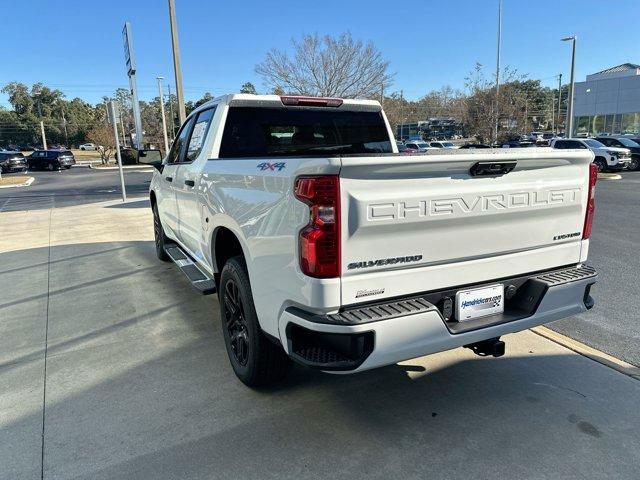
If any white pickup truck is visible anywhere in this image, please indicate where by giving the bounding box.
[146,94,598,387]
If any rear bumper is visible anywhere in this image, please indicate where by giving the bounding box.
[279,264,597,372]
[609,163,627,171]
[1,164,27,172]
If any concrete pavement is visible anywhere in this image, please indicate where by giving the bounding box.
[1,198,640,479]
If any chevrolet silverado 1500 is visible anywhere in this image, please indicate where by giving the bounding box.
[147,94,598,387]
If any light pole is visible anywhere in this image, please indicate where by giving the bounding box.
[37,100,47,150]
[562,36,576,138]
[556,73,562,136]
[123,22,144,149]
[168,0,186,125]
[494,0,502,143]
[167,83,176,139]
[156,77,170,153]
[399,89,404,140]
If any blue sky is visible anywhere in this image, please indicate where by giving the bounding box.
[2,0,639,107]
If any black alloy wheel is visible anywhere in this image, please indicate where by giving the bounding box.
[594,158,607,173]
[223,278,250,366]
[219,256,291,387]
[153,204,170,261]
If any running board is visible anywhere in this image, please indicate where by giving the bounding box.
[165,244,217,295]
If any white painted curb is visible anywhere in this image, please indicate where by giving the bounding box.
[597,173,622,180]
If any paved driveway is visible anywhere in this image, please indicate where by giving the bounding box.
[550,171,640,365]
[1,198,639,479]
[0,168,151,212]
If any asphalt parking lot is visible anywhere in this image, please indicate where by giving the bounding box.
[550,171,640,366]
[0,168,639,479]
[0,167,151,211]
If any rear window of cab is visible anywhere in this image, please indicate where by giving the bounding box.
[219,107,393,158]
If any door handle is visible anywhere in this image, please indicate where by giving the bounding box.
[184,179,195,187]
[470,161,517,176]
[165,176,173,182]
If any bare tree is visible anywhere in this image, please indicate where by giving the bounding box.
[255,33,393,98]
[463,63,525,142]
[86,123,114,165]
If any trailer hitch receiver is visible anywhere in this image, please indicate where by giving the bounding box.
[464,337,505,358]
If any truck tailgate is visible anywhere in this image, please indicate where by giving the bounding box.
[339,149,593,304]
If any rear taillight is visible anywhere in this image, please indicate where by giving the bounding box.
[280,96,343,108]
[294,175,341,278]
[583,163,598,239]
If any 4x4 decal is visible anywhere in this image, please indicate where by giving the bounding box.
[257,162,286,172]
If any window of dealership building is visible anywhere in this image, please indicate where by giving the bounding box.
[573,63,640,136]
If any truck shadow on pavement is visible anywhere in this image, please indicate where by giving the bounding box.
[1,241,640,479]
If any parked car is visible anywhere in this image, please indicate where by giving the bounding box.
[550,138,630,172]
[528,132,544,143]
[538,133,555,146]
[0,151,28,173]
[79,143,98,151]
[396,141,409,153]
[27,150,76,171]
[405,141,438,152]
[458,143,491,149]
[429,141,457,149]
[148,93,598,387]
[502,141,537,148]
[6,144,28,152]
[594,136,640,171]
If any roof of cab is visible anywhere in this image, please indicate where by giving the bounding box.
[193,93,382,114]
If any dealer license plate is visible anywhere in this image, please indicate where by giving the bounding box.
[455,284,504,321]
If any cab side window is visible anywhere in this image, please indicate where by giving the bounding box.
[167,117,194,164]
[185,107,216,162]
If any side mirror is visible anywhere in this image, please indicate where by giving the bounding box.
[137,149,164,171]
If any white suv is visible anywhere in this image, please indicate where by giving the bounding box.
[550,138,630,172]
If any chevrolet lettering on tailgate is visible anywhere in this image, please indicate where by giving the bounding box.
[367,188,582,222]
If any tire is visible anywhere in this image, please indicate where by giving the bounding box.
[152,204,170,261]
[628,156,640,171]
[219,256,291,387]
[594,158,607,173]
[47,163,55,171]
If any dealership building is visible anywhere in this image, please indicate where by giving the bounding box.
[573,63,640,136]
